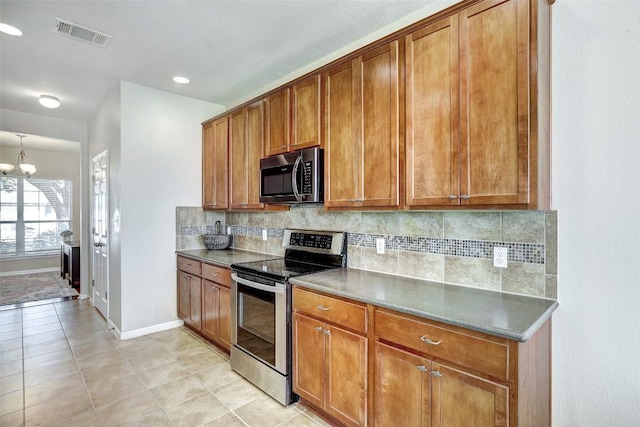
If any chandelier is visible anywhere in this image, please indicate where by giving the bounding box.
[0,134,37,178]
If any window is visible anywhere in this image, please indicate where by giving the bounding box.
[0,176,72,256]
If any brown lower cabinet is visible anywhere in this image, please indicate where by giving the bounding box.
[292,286,551,427]
[177,256,231,351]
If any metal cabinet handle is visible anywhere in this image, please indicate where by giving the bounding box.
[459,195,471,200]
[316,305,331,311]
[420,336,443,346]
[323,329,331,336]
[431,370,443,377]
[210,272,219,276]
[447,195,458,200]
[314,326,323,332]
[416,365,428,372]
[182,263,191,267]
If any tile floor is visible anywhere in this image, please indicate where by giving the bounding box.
[0,299,331,427]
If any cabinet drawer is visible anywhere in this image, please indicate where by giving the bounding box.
[293,287,367,334]
[177,256,201,276]
[375,309,509,381]
[201,263,231,287]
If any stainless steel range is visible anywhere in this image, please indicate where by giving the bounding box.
[230,229,347,406]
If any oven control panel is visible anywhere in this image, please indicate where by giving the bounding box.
[289,232,333,249]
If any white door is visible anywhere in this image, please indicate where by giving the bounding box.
[92,151,109,318]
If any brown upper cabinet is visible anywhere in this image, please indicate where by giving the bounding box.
[264,75,322,157]
[406,0,550,209]
[229,101,265,209]
[202,116,229,210]
[324,41,400,209]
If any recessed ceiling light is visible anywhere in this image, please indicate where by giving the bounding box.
[39,95,61,109]
[173,76,190,84]
[0,23,23,36]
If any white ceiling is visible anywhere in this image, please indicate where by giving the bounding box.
[0,0,435,127]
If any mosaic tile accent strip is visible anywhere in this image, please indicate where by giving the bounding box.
[180,224,228,235]
[200,227,546,265]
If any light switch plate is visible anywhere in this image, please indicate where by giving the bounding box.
[376,238,386,254]
[227,226,232,235]
[262,229,268,241]
[493,247,508,268]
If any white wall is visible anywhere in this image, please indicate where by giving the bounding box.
[552,1,640,425]
[119,81,224,333]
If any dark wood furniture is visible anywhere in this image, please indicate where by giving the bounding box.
[60,241,80,291]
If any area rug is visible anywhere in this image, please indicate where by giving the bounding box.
[0,272,79,307]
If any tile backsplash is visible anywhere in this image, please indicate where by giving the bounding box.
[176,206,558,300]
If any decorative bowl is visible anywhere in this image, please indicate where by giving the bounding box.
[203,234,232,250]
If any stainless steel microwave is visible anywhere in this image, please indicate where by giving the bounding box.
[259,147,323,204]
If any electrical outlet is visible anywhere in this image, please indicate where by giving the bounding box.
[227,226,231,235]
[262,229,268,241]
[376,238,386,255]
[493,247,508,268]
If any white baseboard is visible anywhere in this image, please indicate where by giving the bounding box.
[118,319,185,341]
[0,267,59,277]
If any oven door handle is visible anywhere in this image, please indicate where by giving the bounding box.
[231,273,286,294]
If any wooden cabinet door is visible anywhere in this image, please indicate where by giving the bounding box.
[245,101,265,208]
[459,0,529,206]
[325,324,368,426]
[177,272,191,321]
[265,89,291,156]
[405,15,460,207]
[202,116,229,209]
[217,284,231,351]
[229,110,246,208]
[292,313,325,409]
[359,41,400,208]
[324,61,359,207]
[374,342,431,427]
[291,75,321,151]
[431,362,508,427]
[201,279,219,342]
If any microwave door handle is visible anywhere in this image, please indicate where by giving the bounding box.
[291,154,303,202]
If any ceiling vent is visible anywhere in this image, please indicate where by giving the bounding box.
[53,18,112,49]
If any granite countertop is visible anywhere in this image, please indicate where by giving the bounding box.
[290,268,558,343]
[176,249,277,268]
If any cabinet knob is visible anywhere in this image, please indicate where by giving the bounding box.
[316,304,331,311]
[416,365,428,372]
[431,370,443,377]
[314,326,323,332]
[323,329,331,336]
[420,336,442,346]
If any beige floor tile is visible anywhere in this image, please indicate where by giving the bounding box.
[137,360,191,389]
[276,412,328,427]
[63,322,107,338]
[23,338,69,358]
[0,409,24,427]
[150,374,209,408]
[94,389,162,424]
[70,337,118,359]
[23,348,73,371]
[22,322,62,337]
[23,359,79,388]
[195,361,242,390]
[0,373,22,395]
[87,373,147,409]
[234,394,301,427]
[21,315,59,329]
[49,408,98,427]
[0,321,21,332]
[80,359,136,389]
[179,349,226,373]
[66,329,115,348]
[0,389,23,417]
[22,329,66,347]
[212,377,265,410]
[0,329,21,342]
[125,347,177,372]
[201,412,249,427]
[21,310,57,322]
[25,389,93,427]
[116,339,164,358]
[0,348,22,363]
[0,311,21,325]
[75,348,124,371]
[166,341,212,360]
[163,392,230,427]
[0,338,22,353]
[0,360,22,378]
[24,372,87,408]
